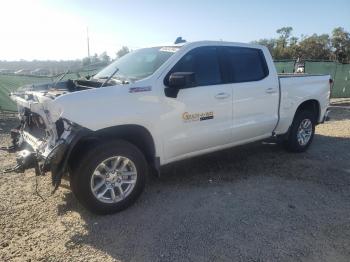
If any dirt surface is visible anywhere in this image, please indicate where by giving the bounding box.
[0,104,349,262]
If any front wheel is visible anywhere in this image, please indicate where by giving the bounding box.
[70,140,148,214]
[283,110,316,152]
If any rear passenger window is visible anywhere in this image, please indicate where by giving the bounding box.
[170,46,221,86]
[219,47,269,83]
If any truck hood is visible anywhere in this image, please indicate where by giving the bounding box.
[11,78,107,100]
[10,79,150,129]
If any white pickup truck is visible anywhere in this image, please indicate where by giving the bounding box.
[4,41,331,214]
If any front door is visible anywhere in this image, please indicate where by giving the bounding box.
[161,46,233,162]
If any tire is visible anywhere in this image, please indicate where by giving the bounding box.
[70,140,148,214]
[283,110,316,153]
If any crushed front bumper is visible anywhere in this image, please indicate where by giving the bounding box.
[1,118,86,191]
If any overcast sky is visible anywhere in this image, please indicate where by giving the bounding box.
[0,0,349,61]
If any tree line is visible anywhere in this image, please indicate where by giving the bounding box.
[252,27,350,63]
[85,27,350,65]
[3,27,349,73]
[82,46,130,66]
[0,46,132,74]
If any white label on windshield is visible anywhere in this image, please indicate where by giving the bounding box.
[160,47,179,53]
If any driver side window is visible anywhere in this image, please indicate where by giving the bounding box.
[170,46,222,86]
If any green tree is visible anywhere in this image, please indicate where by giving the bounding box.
[276,27,293,48]
[99,51,111,64]
[331,27,350,63]
[91,53,100,64]
[289,36,298,46]
[298,34,332,60]
[252,38,276,54]
[252,26,349,62]
[116,46,130,59]
[273,27,294,59]
[82,57,91,66]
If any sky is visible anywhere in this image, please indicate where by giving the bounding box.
[0,0,349,61]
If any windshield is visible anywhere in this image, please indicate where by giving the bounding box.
[93,46,180,82]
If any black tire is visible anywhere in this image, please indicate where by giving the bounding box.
[283,110,316,152]
[70,140,148,214]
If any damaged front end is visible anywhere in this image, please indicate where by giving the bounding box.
[2,81,88,191]
[3,116,86,191]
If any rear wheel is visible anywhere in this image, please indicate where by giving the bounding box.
[283,110,316,152]
[71,140,148,214]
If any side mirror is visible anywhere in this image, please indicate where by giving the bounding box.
[164,72,195,98]
[168,72,195,88]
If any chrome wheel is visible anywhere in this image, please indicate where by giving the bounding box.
[297,119,312,146]
[90,156,137,204]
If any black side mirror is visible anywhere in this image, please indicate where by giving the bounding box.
[164,72,195,98]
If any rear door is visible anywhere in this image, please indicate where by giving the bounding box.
[218,46,279,142]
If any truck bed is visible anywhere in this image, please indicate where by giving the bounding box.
[275,74,331,134]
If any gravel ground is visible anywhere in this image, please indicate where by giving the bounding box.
[0,103,349,262]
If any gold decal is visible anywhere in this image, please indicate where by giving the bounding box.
[182,111,214,122]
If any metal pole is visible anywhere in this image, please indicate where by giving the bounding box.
[87,27,90,59]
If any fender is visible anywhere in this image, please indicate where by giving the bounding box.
[66,124,160,178]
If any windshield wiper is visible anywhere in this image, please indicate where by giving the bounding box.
[53,70,70,89]
[100,67,119,88]
[111,74,133,85]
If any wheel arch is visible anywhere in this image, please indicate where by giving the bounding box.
[278,99,321,138]
[67,124,158,174]
[294,99,320,123]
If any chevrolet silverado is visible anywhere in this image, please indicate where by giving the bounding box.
[2,41,331,214]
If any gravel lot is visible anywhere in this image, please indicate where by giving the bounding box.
[0,102,349,262]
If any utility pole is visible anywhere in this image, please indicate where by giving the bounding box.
[87,27,90,59]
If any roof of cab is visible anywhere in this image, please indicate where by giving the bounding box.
[182,40,265,49]
[143,40,266,51]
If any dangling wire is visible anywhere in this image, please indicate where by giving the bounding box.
[35,174,45,202]
[34,162,45,202]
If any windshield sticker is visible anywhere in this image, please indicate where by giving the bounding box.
[129,86,152,93]
[182,111,214,122]
[160,47,179,53]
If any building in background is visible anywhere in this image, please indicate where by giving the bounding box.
[14,69,31,75]
[31,68,50,76]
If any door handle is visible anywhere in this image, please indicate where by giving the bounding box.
[265,88,277,94]
[215,92,230,99]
